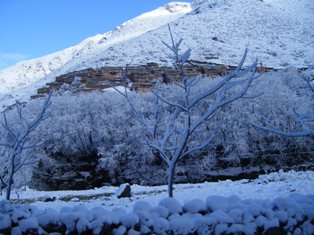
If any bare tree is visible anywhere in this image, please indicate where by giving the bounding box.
[0,93,52,200]
[115,27,259,197]
[254,72,314,137]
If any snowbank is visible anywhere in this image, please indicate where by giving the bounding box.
[0,194,313,234]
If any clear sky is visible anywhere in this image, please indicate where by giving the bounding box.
[0,0,189,69]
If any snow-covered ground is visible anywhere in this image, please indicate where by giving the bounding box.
[4,170,313,212]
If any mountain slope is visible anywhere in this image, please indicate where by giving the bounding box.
[1,0,313,110]
[64,0,313,71]
[0,2,191,96]
[38,0,313,90]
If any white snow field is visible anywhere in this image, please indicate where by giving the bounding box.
[0,170,313,234]
[2,170,313,212]
[1,0,313,110]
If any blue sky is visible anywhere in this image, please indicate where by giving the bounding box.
[0,0,189,69]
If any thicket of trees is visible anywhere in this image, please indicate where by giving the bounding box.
[255,70,314,137]
[115,28,261,197]
[0,67,312,195]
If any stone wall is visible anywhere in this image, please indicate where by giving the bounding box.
[32,62,242,98]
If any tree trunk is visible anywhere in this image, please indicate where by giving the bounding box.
[167,164,175,198]
[6,158,15,200]
[6,172,13,200]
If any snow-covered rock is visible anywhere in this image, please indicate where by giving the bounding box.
[0,214,11,234]
[133,201,152,213]
[206,195,229,212]
[183,199,207,214]
[120,212,139,228]
[1,193,314,234]
[18,217,39,233]
[115,183,132,198]
[159,197,183,214]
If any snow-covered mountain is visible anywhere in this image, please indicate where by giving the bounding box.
[1,0,313,109]
[72,0,313,69]
[0,2,191,108]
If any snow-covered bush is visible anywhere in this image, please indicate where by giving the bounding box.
[1,69,313,190]
[255,68,314,137]
[1,67,313,192]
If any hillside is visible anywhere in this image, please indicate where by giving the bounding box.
[70,0,313,70]
[0,0,313,109]
[0,2,191,109]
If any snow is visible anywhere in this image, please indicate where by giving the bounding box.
[133,201,152,213]
[150,206,169,219]
[115,183,131,198]
[103,85,130,93]
[150,216,169,234]
[11,227,21,235]
[159,197,182,214]
[0,2,191,110]
[0,214,11,229]
[206,195,229,212]
[120,212,139,228]
[18,217,38,232]
[0,180,313,234]
[0,170,313,213]
[1,0,313,111]
[183,199,206,213]
[37,208,60,226]
[76,218,90,233]
[66,0,313,71]
[114,225,127,235]
[169,215,195,234]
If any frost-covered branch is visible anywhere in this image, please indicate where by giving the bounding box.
[0,92,52,200]
[254,72,314,137]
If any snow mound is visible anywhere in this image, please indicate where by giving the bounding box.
[183,199,207,214]
[159,197,183,214]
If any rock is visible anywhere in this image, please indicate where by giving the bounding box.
[159,198,182,214]
[70,197,80,202]
[43,196,56,202]
[19,217,39,235]
[41,222,66,234]
[183,199,207,214]
[0,214,11,234]
[263,227,285,235]
[116,183,131,198]
[92,222,113,235]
